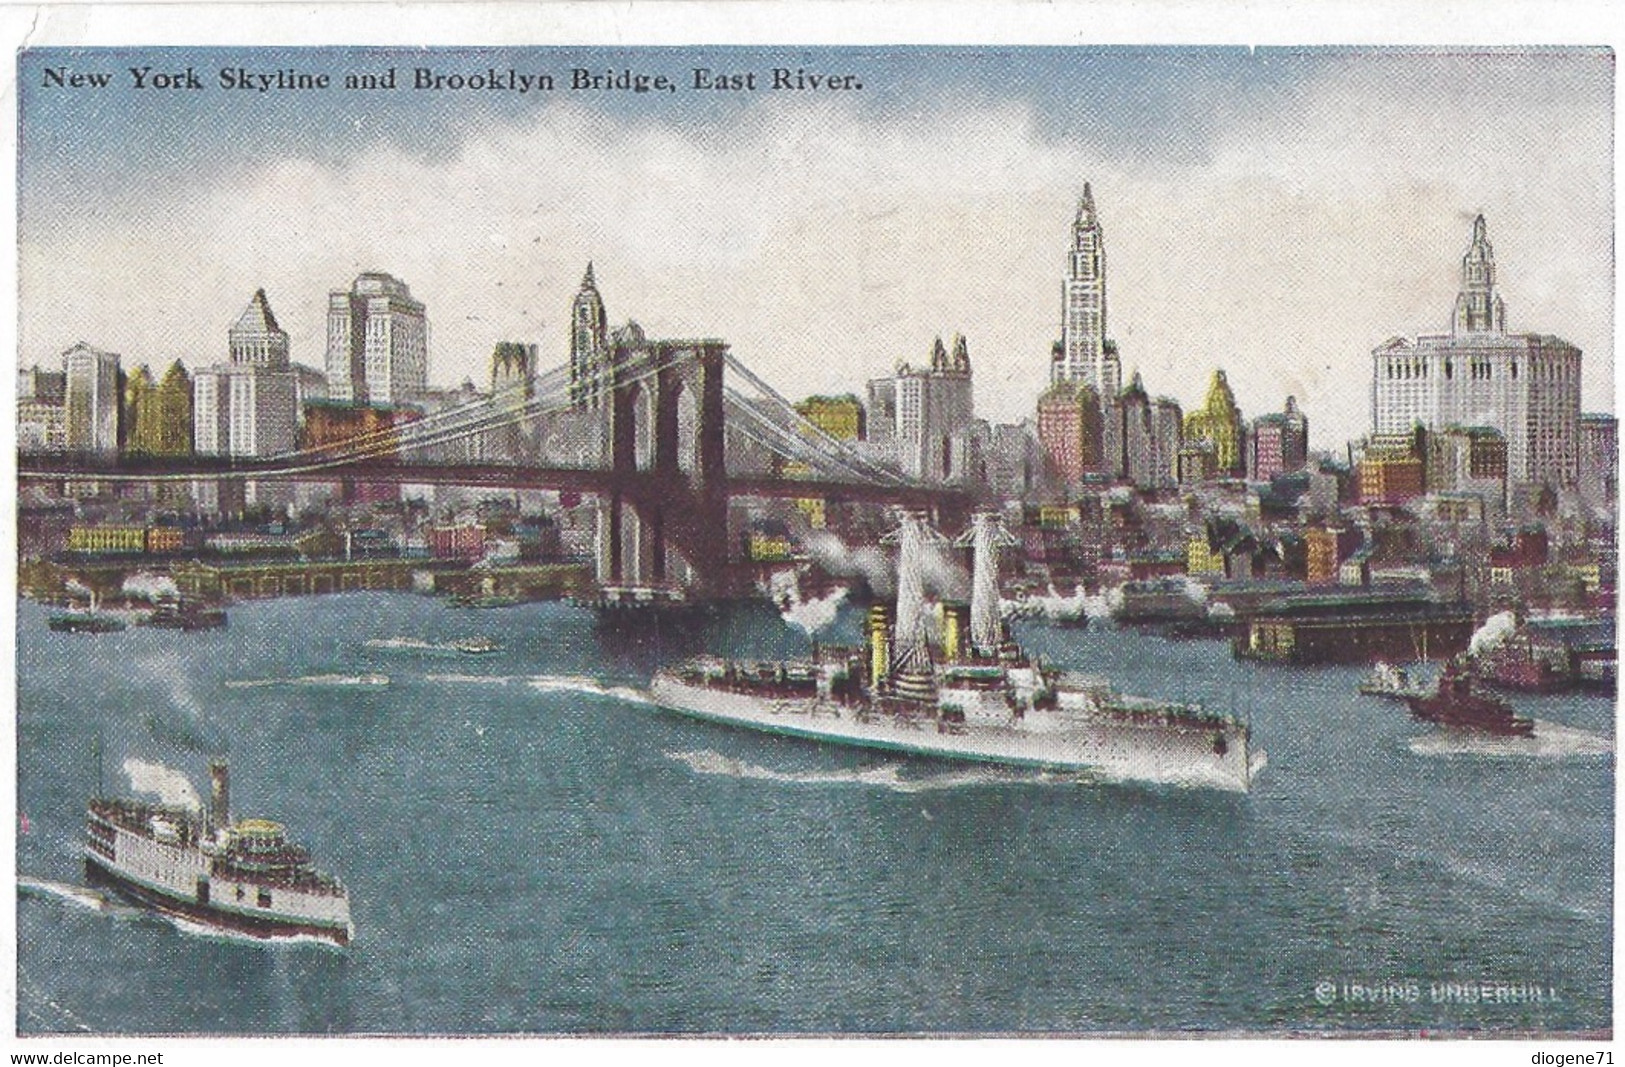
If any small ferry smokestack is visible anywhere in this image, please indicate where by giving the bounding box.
[209,760,230,832]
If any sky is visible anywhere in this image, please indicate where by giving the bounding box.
[16,45,1614,450]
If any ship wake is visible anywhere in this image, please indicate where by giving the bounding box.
[225,674,390,689]
[527,674,654,705]
[665,748,1088,792]
[18,878,143,919]
[1408,720,1614,759]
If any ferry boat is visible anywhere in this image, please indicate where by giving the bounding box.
[84,760,354,945]
[645,514,1265,794]
[1402,657,1535,737]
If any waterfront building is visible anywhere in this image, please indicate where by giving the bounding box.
[1036,380,1103,493]
[62,342,122,456]
[1371,215,1582,488]
[17,367,67,454]
[1051,183,1121,398]
[1183,369,1246,478]
[570,263,610,408]
[325,272,428,405]
[66,524,150,555]
[1247,396,1309,483]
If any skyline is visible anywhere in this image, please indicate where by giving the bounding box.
[18,45,1614,449]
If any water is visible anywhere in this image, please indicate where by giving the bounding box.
[15,594,1614,1034]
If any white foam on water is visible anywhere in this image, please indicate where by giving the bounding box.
[665,748,1082,793]
[161,911,350,950]
[526,675,655,705]
[365,636,443,651]
[123,758,203,810]
[19,877,112,912]
[225,673,390,689]
[425,673,514,685]
[1407,719,1614,759]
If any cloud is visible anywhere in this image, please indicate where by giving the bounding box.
[19,52,1612,453]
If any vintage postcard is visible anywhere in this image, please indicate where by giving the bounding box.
[8,9,1616,1054]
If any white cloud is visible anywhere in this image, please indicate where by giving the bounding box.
[19,57,1612,452]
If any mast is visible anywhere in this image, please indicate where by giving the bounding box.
[954,512,1019,656]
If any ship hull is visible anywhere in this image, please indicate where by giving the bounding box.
[84,853,351,946]
[648,674,1259,793]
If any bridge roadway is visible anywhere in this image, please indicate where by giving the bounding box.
[15,455,965,509]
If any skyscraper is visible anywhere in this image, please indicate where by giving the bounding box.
[1247,396,1309,483]
[1371,214,1582,488]
[194,291,298,458]
[1184,369,1246,478]
[325,272,428,404]
[229,289,291,368]
[877,335,975,483]
[62,342,122,456]
[1052,184,1121,397]
[570,263,609,407]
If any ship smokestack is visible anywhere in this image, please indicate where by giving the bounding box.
[867,604,891,687]
[209,760,230,833]
[941,602,969,662]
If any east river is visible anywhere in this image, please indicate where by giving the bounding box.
[14,593,1614,1034]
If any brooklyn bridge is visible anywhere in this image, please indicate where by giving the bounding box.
[18,333,968,598]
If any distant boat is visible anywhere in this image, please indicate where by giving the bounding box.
[451,594,523,609]
[138,597,228,631]
[1357,661,1427,700]
[453,637,502,655]
[48,611,126,634]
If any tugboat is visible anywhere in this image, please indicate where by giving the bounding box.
[1402,657,1535,737]
[84,760,354,945]
[47,592,126,633]
[138,595,228,631]
[645,514,1265,794]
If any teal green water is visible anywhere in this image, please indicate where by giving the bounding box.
[15,593,1613,1033]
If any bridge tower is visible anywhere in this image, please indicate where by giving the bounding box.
[595,323,729,594]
